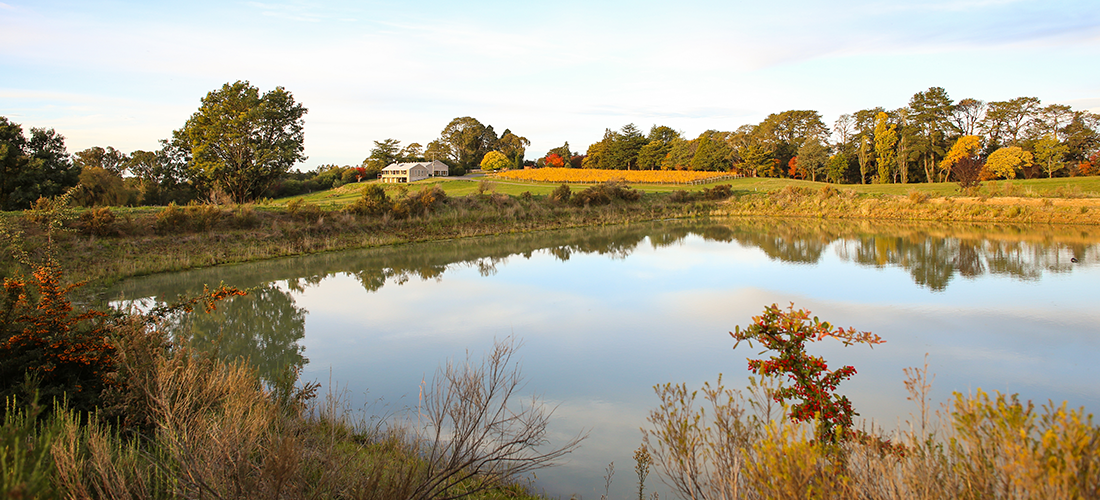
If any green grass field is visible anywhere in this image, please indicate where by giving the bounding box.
[267,174,1100,209]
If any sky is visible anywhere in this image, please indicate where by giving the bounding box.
[2,0,1099,169]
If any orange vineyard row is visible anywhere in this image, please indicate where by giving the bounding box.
[493,168,736,184]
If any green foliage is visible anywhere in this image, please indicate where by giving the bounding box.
[1035,133,1069,178]
[1,396,65,499]
[176,81,307,203]
[76,166,137,207]
[730,303,884,442]
[0,116,81,211]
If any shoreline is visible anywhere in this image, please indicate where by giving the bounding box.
[7,186,1100,286]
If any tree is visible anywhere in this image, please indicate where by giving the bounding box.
[826,152,849,184]
[910,87,954,183]
[497,130,530,168]
[74,146,129,175]
[984,146,1032,179]
[605,123,648,170]
[0,117,80,210]
[636,140,669,170]
[754,110,828,173]
[542,153,566,168]
[176,81,307,203]
[400,142,424,162]
[126,141,196,205]
[873,112,897,183]
[1034,134,1069,178]
[796,138,829,182]
[364,138,402,177]
[690,131,732,172]
[440,117,497,171]
[730,303,883,442]
[857,136,872,184]
[950,98,986,136]
[77,167,133,206]
[479,150,511,171]
[983,97,1041,148]
[940,135,982,182]
[582,130,613,169]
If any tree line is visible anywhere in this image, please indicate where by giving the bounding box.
[539,87,1099,185]
[3,83,1097,209]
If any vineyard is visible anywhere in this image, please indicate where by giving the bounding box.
[493,168,738,185]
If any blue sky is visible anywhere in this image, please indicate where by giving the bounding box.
[2,0,1098,168]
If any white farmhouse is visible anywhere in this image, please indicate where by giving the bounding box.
[380,160,450,183]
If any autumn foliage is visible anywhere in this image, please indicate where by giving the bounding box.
[496,167,733,184]
[730,303,884,441]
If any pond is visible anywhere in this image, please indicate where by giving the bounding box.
[104,218,1100,499]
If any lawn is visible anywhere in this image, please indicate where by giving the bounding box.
[267,174,1100,209]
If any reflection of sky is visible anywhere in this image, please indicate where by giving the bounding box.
[287,233,1100,499]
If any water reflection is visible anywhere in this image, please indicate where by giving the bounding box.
[119,283,308,385]
[108,219,1100,303]
[102,218,1100,498]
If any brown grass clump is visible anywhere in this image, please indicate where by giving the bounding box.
[643,358,1100,500]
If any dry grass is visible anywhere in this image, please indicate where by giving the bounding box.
[4,318,562,499]
[643,360,1100,500]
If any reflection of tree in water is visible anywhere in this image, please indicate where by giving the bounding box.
[109,219,1100,302]
[174,283,308,385]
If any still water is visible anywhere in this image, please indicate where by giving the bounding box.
[106,218,1100,499]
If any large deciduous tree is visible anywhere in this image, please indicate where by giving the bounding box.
[440,117,497,171]
[1034,134,1069,178]
[480,151,511,171]
[909,87,954,183]
[796,139,829,182]
[0,117,80,210]
[940,135,982,183]
[984,146,1032,179]
[176,81,307,203]
[74,146,130,175]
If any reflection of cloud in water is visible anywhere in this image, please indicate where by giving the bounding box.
[104,218,1100,497]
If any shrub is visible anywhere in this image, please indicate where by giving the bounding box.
[669,190,699,203]
[817,185,840,200]
[908,190,930,204]
[406,185,447,216]
[571,180,642,206]
[153,202,224,234]
[285,198,324,221]
[730,303,884,442]
[0,265,115,418]
[77,207,118,237]
[702,184,733,201]
[345,184,391,216]
[548,184,572,204]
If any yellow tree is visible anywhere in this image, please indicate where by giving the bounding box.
[479,150,512,171]
[873,112,897,183]
[939,135,981,182]
[984,146,1033,179]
